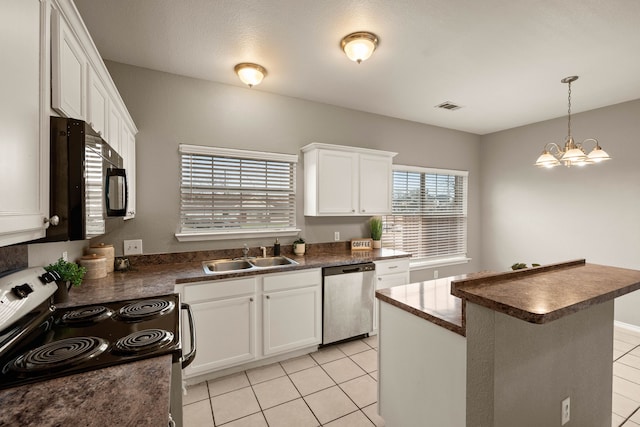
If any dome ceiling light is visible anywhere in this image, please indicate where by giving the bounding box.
[340,31,379,64]
[234,63,267,88]
[535,76,611,168]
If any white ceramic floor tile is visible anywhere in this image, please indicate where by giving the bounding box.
[339,374,378,408]
[322,357,367,384]
[350,349,378,373]
[289,365,336,396]
[369,371,378,381]
[362,403,385,427]
[210,386,261,425]
[338,340,371,356]
[310,346,346,365]
[183,400,214,427]
[221,412,268,427]
[262,398,320,427]
[184,381,209,405]
[323,410,374,426]
[304,386,358,425]
[615,331,640,347]
[362,335,378,349]
[613,392,640,418]
[630,408,640,424]
[619,353,640,370]
[615,362,640,385]
[246,363,286,385]
[613,377,640,403]
[252,376,301,409]
[624,420,640,427]
[280,354,318,374]
[612,413,626,426]
[208,372,250,397]
[615,340,637,354]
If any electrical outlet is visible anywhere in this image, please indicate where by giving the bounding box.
[334,231,340,241]
[124,239,143,256]
[561,397,570,425]
[434,270,439,279]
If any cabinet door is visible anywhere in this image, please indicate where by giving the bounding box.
[183,295,256,377]
[87,67,108,137]
[359,153,392,214]
[0,0,47,246]
[317,150,358,214]
[51,9,85,120]
[263,286,321,356]
[107,102,122,153]
[121,125,136,219]
[373,271,410,334]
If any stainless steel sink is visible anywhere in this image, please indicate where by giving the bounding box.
[202,256,298,274]
[202,259,254,274]
[249,256,298,268]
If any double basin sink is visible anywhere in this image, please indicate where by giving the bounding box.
[203,256,298,274]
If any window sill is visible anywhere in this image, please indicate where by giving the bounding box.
[175,228,301,242]
[409,257,471,271]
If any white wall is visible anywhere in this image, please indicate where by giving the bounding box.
[480,99,640,326]
[90,61,482,278]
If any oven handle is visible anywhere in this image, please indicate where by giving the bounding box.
[181,303,197,369]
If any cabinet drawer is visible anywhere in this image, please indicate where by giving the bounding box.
[375,258,410,275]
[183,277,256,303]
[263,269,321,292]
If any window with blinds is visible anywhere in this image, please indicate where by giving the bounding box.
[178,145,298,239]
[382,166,468,262]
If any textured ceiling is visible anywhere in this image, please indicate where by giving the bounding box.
[73,0,640,135]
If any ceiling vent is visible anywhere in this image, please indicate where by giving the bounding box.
[435,101,462,111]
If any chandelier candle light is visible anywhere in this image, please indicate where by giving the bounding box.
[534,76,611,168]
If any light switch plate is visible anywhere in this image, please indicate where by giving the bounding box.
[124,239,143,256]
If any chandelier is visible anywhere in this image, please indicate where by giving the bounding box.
[534,76,611,168]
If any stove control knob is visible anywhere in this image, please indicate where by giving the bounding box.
[39,271,61,284]
[11,283,34,299]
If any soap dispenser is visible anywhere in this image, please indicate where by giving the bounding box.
[273,238,281,256]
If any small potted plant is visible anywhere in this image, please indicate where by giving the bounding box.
[44,258,86,303]
[293,237,306,256]
[511,262,541,270]
[370,216,383,249]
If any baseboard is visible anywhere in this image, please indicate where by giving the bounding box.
[614,320,640,335]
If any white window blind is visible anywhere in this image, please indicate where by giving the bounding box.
[382,165,468,261]
[178,145,298,239]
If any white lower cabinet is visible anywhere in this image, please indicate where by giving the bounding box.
[263,270,322,356]
[373,258,410,334]
[177,268,321,379]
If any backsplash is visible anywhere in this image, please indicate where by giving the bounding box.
[0,245,28,275]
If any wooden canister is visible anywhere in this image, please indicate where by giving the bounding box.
[79,254,107,279]
[87,243,114,273]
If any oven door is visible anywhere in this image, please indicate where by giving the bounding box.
[170,302,196,427]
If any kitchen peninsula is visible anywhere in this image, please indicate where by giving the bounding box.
[376,259,640,427]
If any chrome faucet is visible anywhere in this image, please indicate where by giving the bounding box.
[259,246,267,258]
[242,243,250,259]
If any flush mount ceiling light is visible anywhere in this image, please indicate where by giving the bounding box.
[340,31,379,64]
[234,63,267,88]
[535,76,611,168]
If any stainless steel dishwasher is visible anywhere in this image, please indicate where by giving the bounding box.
[322,263,376,345]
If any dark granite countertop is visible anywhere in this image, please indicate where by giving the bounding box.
[1,245,410,426]
[451,259,640,324]
[0,356,172,427]
[58,247,410,307]
[376,272,490,337]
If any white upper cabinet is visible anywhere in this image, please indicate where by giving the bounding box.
[87,67,108,138]
[51,8,86,120]
[0,0,49,246]
[107,102,122,153]
[121,123,136,219]
[302,143,396,216]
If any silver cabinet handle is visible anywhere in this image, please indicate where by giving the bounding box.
[250,297,254,302]
[378,277,382,281]
[44,215,59,226]
[266,295,270,299]
[388,266,398,269]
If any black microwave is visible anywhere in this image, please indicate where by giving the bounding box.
[42,117,128,242]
